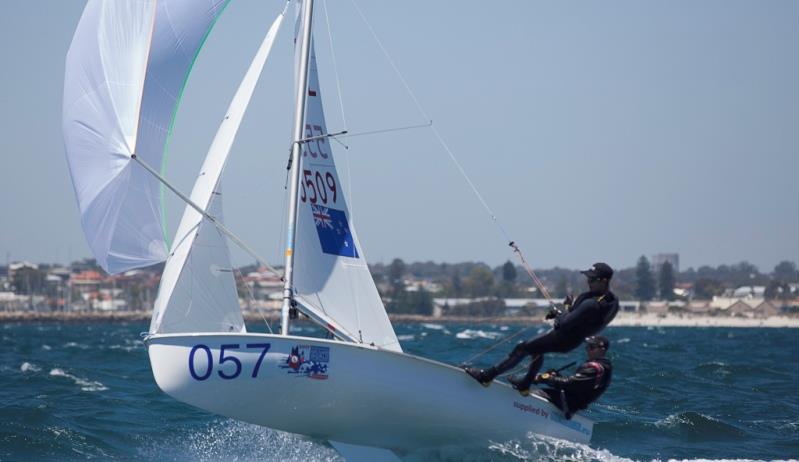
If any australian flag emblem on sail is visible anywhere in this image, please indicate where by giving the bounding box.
[312,205,359,258]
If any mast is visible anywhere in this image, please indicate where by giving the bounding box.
[281,0,315,335]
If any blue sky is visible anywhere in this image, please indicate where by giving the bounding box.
[1,1,797,272]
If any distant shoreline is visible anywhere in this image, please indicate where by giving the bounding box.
[1,311,797,328]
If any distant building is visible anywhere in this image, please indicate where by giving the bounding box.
[753,301,779,318]
[619,301,641,312]
[728,300,756,317]
[731,286,766,298]
[650,253,679,274]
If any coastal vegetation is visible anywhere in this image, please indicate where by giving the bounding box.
[2,257,798,318]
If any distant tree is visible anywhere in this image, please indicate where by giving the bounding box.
[635,256,656,301]
[773,261,797,283]
[388,258,406,294]
[553,276,568,298]
[502,261,517,283]
[658,261,675,301]
[764,280,791,301]
[497,260,519,297]
[464,266,494,297]
[728,261,765,287]
[449,269,463,297]
[387,287,433,315]
[694,278,724,300]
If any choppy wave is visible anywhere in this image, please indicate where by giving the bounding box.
[137,419,341,462]
[422,323,452,334]
[456,329,502,340]
[49,368,108,392]
[654,412,746,439]
[3,323,798,461]
[20,361,41,373]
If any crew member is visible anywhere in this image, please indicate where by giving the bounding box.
[465,262,618,387]
[531,335,613,419]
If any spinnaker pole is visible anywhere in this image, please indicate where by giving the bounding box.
[281,0,315,335]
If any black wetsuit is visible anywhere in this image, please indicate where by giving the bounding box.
[486,290,619,377]
[538,357,612,419]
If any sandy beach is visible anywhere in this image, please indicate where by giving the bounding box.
[610,312,799,328]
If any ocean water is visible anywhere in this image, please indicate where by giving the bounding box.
[1,322,797,461]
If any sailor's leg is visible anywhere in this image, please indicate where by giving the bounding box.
[465,338,534,386]
[521,329,566,356]
[472,330,555,385]
[508,355,544,394]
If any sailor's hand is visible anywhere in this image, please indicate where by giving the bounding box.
[534,372,553,383]
[563,294,574,308]
[545,307,562,320]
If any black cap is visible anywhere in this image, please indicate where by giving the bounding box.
[585,335,609,350]
[581,262,613,280]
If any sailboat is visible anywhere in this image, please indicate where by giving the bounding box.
[62,1,594,459]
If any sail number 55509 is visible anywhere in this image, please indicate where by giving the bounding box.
[300,169,337,205]
[188,343,271,381]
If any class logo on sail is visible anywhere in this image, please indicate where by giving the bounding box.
[312,204,359,258]
[279,344,330,380]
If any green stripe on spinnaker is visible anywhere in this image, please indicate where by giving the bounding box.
[159,0,233,250]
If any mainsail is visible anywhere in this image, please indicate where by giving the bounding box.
[63,0,229,274]
[291,2,401,352]
[151,7,287,334]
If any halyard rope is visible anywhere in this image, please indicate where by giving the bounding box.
[349,0,558,310]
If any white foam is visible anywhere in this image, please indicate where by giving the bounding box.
[139,419,341,462]
[49,368,108,392]
[20,362,41,373]
[397,334,415,341]
[488,434,635,462]
[420,323,451,335]
[456,329,502,340]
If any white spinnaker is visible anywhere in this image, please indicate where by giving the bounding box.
[291,2,401,352]
[151,8,287,334]
[63,0,229,274]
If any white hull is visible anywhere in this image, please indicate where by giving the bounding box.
[146,333,592,453]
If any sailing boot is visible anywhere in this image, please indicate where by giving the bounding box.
[507,374,533,396]
[463,366,497,387]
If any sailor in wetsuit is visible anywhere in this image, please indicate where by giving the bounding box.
[465,262,619,388]
[531,335,612,419]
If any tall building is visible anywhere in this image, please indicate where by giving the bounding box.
[651,253,679,274]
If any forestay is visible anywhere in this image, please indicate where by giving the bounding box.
[63,0,229,274]
[291,1,401,352]
[151,7,287,334]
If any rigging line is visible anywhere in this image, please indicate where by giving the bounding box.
[460,324,538,366]
[349,0,557,306]
[322,0,357,225]
[322,0,348,128]
[130,154,282,279]
[275,185,289,268]
[349,0,430,122]
[349,0,509,240]
[337,121,432,141]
